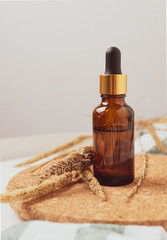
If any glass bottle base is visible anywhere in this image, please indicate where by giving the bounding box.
[94,174,134,186]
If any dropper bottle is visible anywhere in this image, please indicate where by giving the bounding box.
[93,47,134,186]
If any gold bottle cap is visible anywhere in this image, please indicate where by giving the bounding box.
[100,47,127,95]
[100,74,127,95]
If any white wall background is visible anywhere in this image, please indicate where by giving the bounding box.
[0,0,166,138]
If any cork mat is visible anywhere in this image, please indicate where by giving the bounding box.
[7,154,167,230]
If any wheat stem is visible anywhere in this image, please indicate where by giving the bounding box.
[14,135,92,167]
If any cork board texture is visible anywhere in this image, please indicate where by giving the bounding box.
[6,154,167,230]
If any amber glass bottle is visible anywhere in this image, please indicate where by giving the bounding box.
[93,47,134,186]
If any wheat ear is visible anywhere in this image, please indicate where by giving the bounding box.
[81,168,106,201]
[1,171,79,203]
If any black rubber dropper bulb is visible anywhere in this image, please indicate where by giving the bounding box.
[105,47,122,74]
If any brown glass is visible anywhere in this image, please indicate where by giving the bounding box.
[93,94,134,186]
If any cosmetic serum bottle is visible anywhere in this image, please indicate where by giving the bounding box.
[93,47,134,186]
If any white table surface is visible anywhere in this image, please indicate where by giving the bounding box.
[1,128,167,231]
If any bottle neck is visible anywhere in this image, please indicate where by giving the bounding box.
[101,94,126,105]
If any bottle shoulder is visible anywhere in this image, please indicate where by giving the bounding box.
[93,101,134,130]
[124,103,134,116]
[93,103,108,115]
[93,102,134,118]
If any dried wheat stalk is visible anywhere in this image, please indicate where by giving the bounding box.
[38,146,94,183]
[30,151,71,174]
[81,168,106,201]
[128,117,167,200]
[127,131,148,201]
[135,116,167,130]
[147,124,167,153]
[155,117,167,123]
[1,146,105,203]
[1,171,79,203]
[135,116,167,125]
[155,128,167,131]
[127,154,147,200]
[14,135,92,167]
